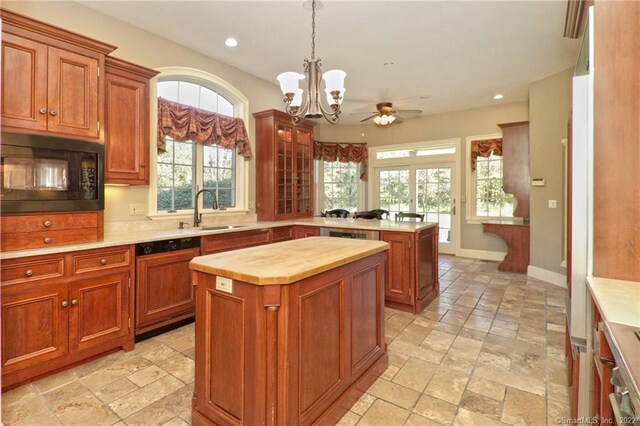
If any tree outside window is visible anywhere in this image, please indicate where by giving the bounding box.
[322,161,359,212]
[474,154,514,217]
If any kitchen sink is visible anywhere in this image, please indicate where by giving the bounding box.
[202,225,248,231]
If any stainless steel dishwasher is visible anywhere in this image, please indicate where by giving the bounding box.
[319,227,380,240]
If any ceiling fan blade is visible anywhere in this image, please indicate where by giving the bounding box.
[395,109,423,114]
[394,116,405,123]
[350,111,378,115]
[360,114,379,122]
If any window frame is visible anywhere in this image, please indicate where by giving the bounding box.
[465,133,514,224]
[148,67,250,220]
[314,160,365,214]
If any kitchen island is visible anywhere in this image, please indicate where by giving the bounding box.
[189,237,389,426]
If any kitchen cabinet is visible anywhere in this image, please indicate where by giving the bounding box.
[201,229,272,254]
[381,226,439,314]
[1,211,104,252]
[271,226,294,242]
[293,226,321,239]
[135,247,200,334]
[104,57,158,184]
[0,245,134,390]
[0,9,115,141]
[254,109,316,221]
[590,304,615,424]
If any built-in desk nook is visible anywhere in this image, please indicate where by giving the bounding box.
[189,237,389,425]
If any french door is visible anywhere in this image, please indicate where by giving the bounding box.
[375,164,456,254]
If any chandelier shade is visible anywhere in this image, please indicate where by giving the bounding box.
[276,0,346,125]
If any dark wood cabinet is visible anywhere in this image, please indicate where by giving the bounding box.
[104,57,158,184]
[381,227,439,314]
[293,226,322,239]
[271,226,294,242]
[0,245,134,390]
[0,9,115,141]
[201,229,272,254]
[135,247,200,334]
[1,211,104,252]
[254,109,316,221]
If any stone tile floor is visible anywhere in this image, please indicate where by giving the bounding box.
[1,255,570,425]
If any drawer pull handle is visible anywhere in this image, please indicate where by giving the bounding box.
[71,299,78,306]
[44,237,53,244]
[50,109,58,116]
[43,220,52,227]
[39,107,47,114]
[25,269,34,277]
[100,258,107,265]
[61,300,68,307]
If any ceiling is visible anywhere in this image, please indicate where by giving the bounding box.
[80,0,580,124]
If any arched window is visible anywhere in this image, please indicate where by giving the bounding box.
[149,68,249,216]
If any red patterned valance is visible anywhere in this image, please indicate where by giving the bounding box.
[470,138,503,171]
[314,141,368,181]
[157,97,252,157]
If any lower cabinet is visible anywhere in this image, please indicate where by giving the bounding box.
[202,229,272,254]
[381,226,439,314]
[135,247,200,334]
[0,246,134,390]
[293,226,321,239]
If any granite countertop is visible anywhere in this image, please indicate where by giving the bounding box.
[0,217,436,260]
[481,218,529,226]
[189,236,389,285]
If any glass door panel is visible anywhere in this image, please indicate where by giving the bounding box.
[276,124,294,214]
[416,166,454,253]
[377,168,410,218]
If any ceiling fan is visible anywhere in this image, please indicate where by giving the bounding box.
[352,102,423,125]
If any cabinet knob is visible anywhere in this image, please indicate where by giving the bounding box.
[50,109,58,116]
[43,220,52,227]
[39,107,47,114]
[44,237,53,244]
[100,258,107,265]
[71,299,78,306]
[140,164,146,168]
[61,300,69,307]
[25,269,33,277]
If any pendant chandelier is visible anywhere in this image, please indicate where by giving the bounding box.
[276,0,346,125]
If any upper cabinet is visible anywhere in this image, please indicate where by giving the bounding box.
[254,110,316,221]
[104,57,158,185]
[0,9,116,141]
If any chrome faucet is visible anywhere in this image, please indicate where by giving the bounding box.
[193,187,217,227]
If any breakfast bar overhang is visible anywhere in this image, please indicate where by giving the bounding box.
[189,237,389,425]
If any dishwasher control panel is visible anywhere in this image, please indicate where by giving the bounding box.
[135,237,200,256]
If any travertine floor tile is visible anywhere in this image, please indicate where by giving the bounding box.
[453,407,504,426]
[367,378,420,410]
[424,367,470,405]
[93,378,139,404]
[413,393,458,424]
[336,410,360,426]
[351,393,376,416]
[157,353,195,384]
[421,330,457,353]
[392,357,437,392]
[52,393,119,425]
[12,409,62,426]
[405,413,443,425]
[459,391,502,418]
[466,376,506,402]
[501,387,547,426]
[127,365,168,387]
[108,375,184,419]
[358,399,410,425]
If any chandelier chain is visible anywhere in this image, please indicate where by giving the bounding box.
[311,0,316,60]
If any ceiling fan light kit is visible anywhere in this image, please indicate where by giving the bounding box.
[276,0,346,125]
[373,115,396,126]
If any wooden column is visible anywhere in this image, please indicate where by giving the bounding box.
[499,121,530,219]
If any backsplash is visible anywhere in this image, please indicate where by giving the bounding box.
[104,212,258,236]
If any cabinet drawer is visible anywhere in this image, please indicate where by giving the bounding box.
[202,229,271,254]
[1,229,100,252]
[271,226,293,242]
[1,256,65,286]
[1,212,99,234]
[72,247,131,275]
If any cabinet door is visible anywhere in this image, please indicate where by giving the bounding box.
[381,232,413,304]
[135,248,200,330]
[1,33,48,131]
[295,127,313,215]
[105,72,149,184]
[416,228,438,304]
[47,47,99,139]
[68,272,130,352]
[276,122,295,218]
[293,226,321,239]
[1,281,69,374]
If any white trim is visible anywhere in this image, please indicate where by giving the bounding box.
[455,248,506,262]
[527,265,567,288]
[148,67,250,217]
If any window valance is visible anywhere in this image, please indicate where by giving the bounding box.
[314,141,369,181]
[157,97,252,158]
[470,138,502,171]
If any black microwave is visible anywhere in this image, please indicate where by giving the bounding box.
[1,132,104,213]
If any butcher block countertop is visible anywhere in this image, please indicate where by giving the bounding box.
[1,217,434,260]
[587,276,640,327]
[189,236,389,285]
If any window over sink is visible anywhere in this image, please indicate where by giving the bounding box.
[148,68,249,218]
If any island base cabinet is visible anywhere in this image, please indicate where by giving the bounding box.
[192,252,388,426]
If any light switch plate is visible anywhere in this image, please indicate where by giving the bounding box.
[548,200,557,208]
[216,276,233,294]
[129,203,146,215]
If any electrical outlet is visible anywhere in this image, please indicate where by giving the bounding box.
[216,276,233,294]
[129,203,146,215]
[548,200,557,209]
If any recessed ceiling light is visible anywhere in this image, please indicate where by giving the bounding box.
[493,94,504,100]
[225,38,238,48]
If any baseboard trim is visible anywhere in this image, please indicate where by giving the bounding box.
[455,248,506,262]
[527,265,567,288]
